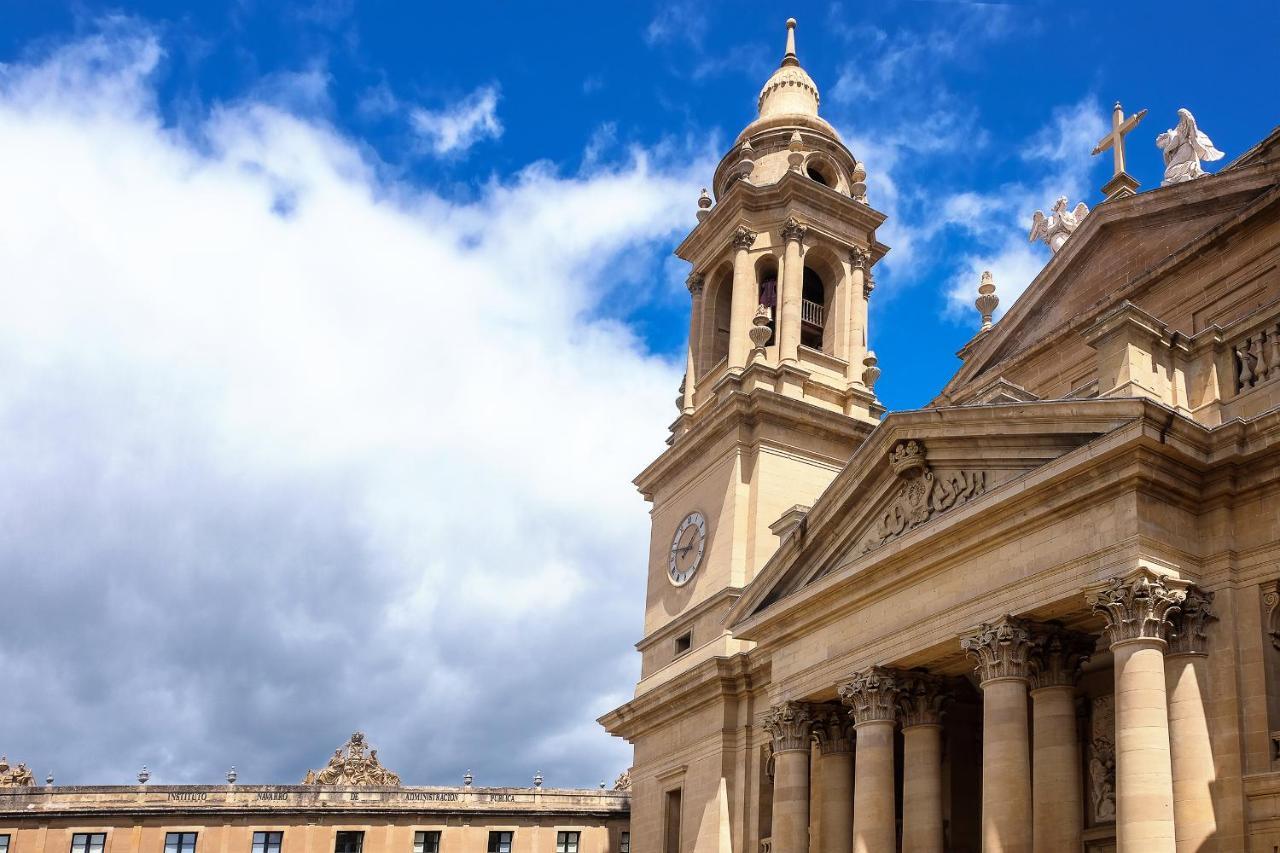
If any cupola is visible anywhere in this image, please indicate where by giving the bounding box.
[757,19,820,120]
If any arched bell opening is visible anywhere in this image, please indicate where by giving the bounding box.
[708,264,734,369]
[755,254,780,347]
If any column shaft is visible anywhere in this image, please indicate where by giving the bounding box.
[982,677,1032,853]
[846,249,869,385]
[817,750,853,853]
[1113,638,1177,853]
[853,720,896,853]
[728,229,757,370]
[772,749,810,853]
[682,277,704,413]
[778,228,803,363]
[901,724,944,853]
[1167,653,1217,853]
[1031,685,1082,852]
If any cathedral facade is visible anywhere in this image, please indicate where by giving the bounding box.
[600,18,1280,853]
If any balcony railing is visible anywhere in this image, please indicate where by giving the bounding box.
[1235,321,1280,392]
[801,299,824,326]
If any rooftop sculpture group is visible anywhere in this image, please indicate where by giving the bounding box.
[302,732,401,787]
[0,756,35,788]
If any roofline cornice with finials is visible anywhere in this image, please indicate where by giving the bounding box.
[675,170,889,269]
[938,155,1280,404]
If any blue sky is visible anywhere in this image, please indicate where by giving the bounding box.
[0,1,1275,787]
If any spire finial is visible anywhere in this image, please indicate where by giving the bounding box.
[782,18,798,67]
[976,270,999,332]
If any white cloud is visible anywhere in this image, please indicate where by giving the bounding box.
[409,84,503,156]
[0,22,709,785]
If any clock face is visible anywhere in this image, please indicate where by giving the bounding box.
[668,511,707,586]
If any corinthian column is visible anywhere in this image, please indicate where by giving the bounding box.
[778,217,807,364]
[846,247,870,386]
[762,700,813,853]
[1165,588,1217,853]
[961,615,1034,853]
[728,226,758,370]
[1028,625,1094,853]
[1087,569,1189,853]
[839,667,900,853]
[682,274,704,414]
[898,673,950,853]
[812,706,854,853]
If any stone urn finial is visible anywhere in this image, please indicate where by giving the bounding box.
[533,770,544,788]
[226,766,238,785]
[696,188,712,222]
[976,271,999,332]
[138,765,151,785]
[464,769,473,787]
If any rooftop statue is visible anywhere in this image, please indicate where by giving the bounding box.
[1156,108,1225,185]
[301,732,401,786]
[1029,197,1090,253]
[0,756,35,788]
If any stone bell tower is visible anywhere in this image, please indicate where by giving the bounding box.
[631,18,888,696]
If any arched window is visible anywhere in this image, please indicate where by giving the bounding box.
[806,163,830,187]
[710,269,733,367]
[756,256,779,346]
[801,267,826,350]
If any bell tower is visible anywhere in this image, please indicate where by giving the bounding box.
[632,18,888,695]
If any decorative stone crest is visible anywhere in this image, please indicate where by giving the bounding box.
[686,274,705,296]
[1087,568,1188,646]
[810,705,853,754]
[0,756,35,788]
[1167,587,1215,655]
[838,667,901,725]
[961,615,1034,684]
[302,732,402,786]
[861,440,986,554]
[613,769,632,791]
[781,216,807,243]
[1028,624,1095,690]
[896,672,951,728]
[761,700,814,752]
[731,226,758,251]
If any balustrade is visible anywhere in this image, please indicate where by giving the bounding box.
[1235,321,1280,391]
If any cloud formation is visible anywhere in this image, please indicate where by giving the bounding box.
[410,85,503,156]
[0,21,707,787]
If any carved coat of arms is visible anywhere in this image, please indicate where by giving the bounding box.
[302,732,401,786]
[861,440,986,553]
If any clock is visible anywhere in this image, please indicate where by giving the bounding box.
[668,511,707,586]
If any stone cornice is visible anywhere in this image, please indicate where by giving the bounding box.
[961,615,1034,684]
[1087,567,1190,646]
[599,654,764,742]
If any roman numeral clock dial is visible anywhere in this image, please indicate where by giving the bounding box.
[668,511,707,586]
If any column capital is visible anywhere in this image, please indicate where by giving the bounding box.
[811,704,853,755]
[762,700,814,753]
[781,216,808,243]
[897,672,951,728]
[731,225,758,251]
[1167,587,1215,655]
[838,666,901,725]
[1029,623,1095,690]
[961,615,1034,684]
[686,273,705,296]
[1087,568,1189,646]
[849,246,870,270]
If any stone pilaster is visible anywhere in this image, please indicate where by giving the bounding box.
[1165,588,1218,853]
[845,246,871,384]
[778,217,807,364]
[962,616,1034,853]
[897,673,949,853]
[1028,625,1094,853]
[811,706,853,853]
[1087,569,1190,853]
[762,700,813,853]
[728,226,758,370]
[683,273,705,414]
[839,668,899,853]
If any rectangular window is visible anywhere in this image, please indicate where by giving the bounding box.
[412,832,439,853]
[1,835,10,853]
[619,833,630,853]
[71,834,107,853]
[555,833,579,853]
[674,632,692,656]
[486,833,511,853]
[665,788,683,853]
[334,833,363,853]
[165,834,197,853]
[252,833,283,853]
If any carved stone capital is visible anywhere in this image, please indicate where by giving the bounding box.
[1264,580,1280,651]
[1028,624,1095,690]
[781,216,808,244]
[686,274,705,296]
[863,270,875,299]
[811,705,853,755]
[961,615,1034,684]
[897,672,951,728]
[849,246,870,270]
[838,666,901,726]
[1087,568,1188,646]
[731,226,758,251]
[761,700,814,753]
[1168,587,1215,655]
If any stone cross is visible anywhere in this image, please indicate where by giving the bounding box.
[1091,102,1147,200]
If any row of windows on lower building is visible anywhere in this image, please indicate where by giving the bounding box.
[0,831,629,853]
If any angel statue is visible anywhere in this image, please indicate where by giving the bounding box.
[1156,108,1225,185]
[1029,196,1090,253]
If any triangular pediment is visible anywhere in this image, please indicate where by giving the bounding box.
[941,152,1280,404]
[727,400,1149,626]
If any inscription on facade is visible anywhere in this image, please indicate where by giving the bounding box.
[256,792,288,801]
[403,792,459,802]
[168,793,208,801]
[488,794,515,803]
